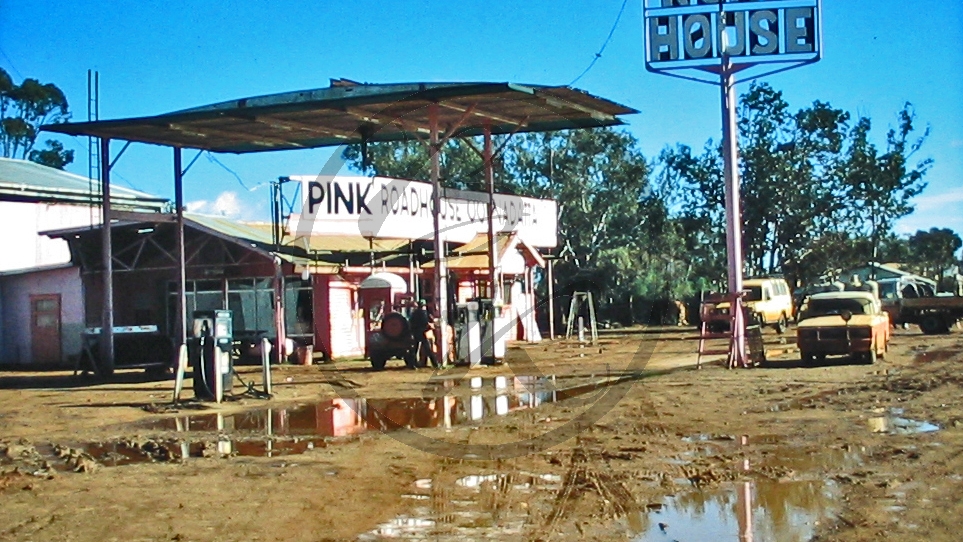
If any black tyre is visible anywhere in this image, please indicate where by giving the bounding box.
[919,314,949,335]
[381,313,410,341]
[800,351,815,366]
[775,313,789,335]
[370,353,388,371]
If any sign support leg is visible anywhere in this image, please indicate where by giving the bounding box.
[721,58,748,368]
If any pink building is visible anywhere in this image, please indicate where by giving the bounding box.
[0,158,169,367]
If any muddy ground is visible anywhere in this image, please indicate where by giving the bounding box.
[2,325,962,542]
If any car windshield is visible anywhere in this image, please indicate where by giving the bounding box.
[802,297,874,320]
[745,286,763,302]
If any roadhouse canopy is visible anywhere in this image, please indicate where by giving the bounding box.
[42,80,638,153]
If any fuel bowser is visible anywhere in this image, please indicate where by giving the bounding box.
[454,301,482,366]
[187,310,233,402]
[453,298,506,366]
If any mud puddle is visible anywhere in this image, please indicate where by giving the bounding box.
[142,375,611,439]
[637,479,838,542]
[359,471,562,541]
[65,376,619,466]
[868,408,940,434]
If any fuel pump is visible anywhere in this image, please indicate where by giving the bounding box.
[477,298,505,364]
[453,301,482,367]
[187,310,234,402]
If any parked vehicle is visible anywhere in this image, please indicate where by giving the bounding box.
[704,278,794,333]
[792,283,843,322]
[875,277,962,334]
[796,291,891,365]
[366,312,419,370]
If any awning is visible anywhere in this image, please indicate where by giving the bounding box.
[41,81,637,153]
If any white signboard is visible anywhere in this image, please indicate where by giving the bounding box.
[286,175,558,248]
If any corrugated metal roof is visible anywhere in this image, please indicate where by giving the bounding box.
[185,215,409,253]
[184,213,276,246]
[426,232,545,270]
[0,157,170,211]
[285,235,410,253]
[41,82,637,154]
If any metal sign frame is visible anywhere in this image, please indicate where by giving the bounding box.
[642,0,823,367]
[644,0,822,85]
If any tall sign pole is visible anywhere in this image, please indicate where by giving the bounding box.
[720,23,747,366]
[644,0,822,368]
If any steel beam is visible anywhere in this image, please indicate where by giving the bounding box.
[547,258,555,340]
[99,137,115,374]
[174,148,188,348]
[484,123,499,362]
[429,103,449,366]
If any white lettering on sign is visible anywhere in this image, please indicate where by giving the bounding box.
[286,175,558,248]
[644,0,820,70]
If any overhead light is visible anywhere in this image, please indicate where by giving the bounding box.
[137,228,154,234]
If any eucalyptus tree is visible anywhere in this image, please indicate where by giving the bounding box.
[0,68,73,169]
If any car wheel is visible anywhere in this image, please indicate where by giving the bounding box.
[800,351,815,366]
[370,353,388,371]
[919,314,949,335]
[775,314,789,335]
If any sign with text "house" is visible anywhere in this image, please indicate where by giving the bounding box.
[644,0,821,71]
[286,175,558,248]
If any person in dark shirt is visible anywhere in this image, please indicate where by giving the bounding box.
[409,300,438,368]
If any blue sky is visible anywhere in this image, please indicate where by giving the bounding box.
[2,1,961,236]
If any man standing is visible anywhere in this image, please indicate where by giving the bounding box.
[409,300,438,368]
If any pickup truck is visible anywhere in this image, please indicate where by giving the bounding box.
[878,278,963,334]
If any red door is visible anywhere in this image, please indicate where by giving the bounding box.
[31,294,62,364]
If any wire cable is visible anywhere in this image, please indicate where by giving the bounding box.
[205,152,253,191]
[568,0,630,87]
[0,46,24,79]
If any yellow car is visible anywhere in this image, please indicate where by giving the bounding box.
[796,292,891,365]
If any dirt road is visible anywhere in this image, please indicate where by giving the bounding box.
[2,326,962,541]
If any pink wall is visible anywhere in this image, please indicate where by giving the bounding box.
[0,266,85,366]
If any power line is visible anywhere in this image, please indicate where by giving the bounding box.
[568,0,630,87]
[205,152,253,191]
[0,46,24,80]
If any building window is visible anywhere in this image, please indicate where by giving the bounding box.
[227,278,274,338]
[284,279,314,339]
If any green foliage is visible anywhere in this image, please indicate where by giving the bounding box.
[0,68,73,169]
[28,139,74,170]
[661,82,933,288]
[342,83,938,320]
[908,228,962,281]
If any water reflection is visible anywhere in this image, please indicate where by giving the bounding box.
[868,414,940,435]
[65,376,610,464]
[637,479,837,542]
[145,375,602,442]
[359,470,560,541]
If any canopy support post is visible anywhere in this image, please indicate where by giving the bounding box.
[429,103,448,367]
[174,147,188,346]
[484,123,499,363]
[99,137,114,374]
